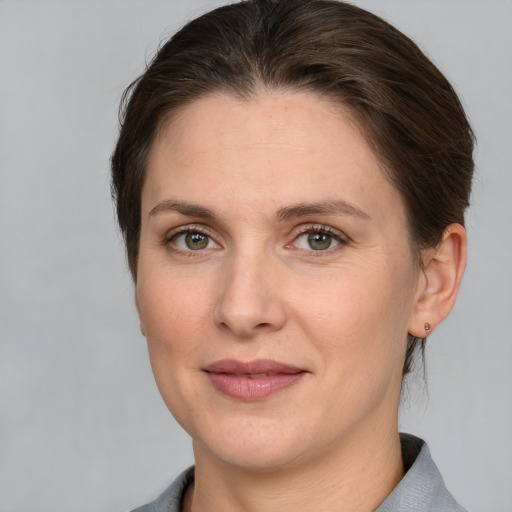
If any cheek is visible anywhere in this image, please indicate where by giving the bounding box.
[138,267,211,340]
[136,270,214,390]
[291,260,415,376]
[136,271,214,426]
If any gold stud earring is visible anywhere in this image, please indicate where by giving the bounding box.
[424,322,432,334]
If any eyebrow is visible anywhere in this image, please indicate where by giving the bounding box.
[148,198,370,222]
[275,200,370,222]
[149,200,216,219]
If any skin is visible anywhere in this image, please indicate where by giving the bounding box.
[135,91,466,512]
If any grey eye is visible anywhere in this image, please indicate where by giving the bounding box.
[185,232,209,250]
[173,231,213,250]
[295,231,340,251]
[307,233,333,250]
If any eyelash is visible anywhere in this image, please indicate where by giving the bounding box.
[164,223,349,256]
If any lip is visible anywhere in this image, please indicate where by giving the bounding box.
[203,359,307,400]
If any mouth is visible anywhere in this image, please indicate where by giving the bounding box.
[203,359,308,400]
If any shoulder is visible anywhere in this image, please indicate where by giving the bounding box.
[130,467,195,512]
[376,434,469,512]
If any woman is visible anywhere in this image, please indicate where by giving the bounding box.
[111,1,473,510]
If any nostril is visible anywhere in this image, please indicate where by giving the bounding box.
[254,322,271,330]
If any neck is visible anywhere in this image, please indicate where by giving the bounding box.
[184,424,404,512]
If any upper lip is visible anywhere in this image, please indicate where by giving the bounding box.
[203,359,305,375]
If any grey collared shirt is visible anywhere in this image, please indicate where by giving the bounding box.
[131,434,468,512]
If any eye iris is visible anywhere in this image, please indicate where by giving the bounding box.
[307,232,331,250]
[185,232,209,250]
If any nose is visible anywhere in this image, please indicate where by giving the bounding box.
[213,250,288,339]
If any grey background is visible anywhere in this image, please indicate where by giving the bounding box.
[1,1,511,511]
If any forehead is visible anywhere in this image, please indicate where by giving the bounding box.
[152,91,370,166]
[143,91,404,224]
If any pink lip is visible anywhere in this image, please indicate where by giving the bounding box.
[203,359,307,400]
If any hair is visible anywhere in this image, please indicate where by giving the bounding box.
[111,0,474,377]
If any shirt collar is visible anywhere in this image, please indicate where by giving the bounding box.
[376,433,467,512]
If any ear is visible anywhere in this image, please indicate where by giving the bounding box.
[134,288,146,337]
[408,223,467,338]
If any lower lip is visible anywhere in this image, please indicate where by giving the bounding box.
[206,372,306,400]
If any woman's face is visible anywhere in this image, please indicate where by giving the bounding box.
[136,92,424,470]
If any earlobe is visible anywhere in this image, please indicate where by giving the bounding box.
[408,223,467,338]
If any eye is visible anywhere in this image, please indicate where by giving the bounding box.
[295,232,338,251]
[292,226,346,252]
[169,230,219,251]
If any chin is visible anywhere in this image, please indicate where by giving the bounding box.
[193,416,312,472]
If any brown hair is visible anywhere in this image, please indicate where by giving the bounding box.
[111,0,474,376]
